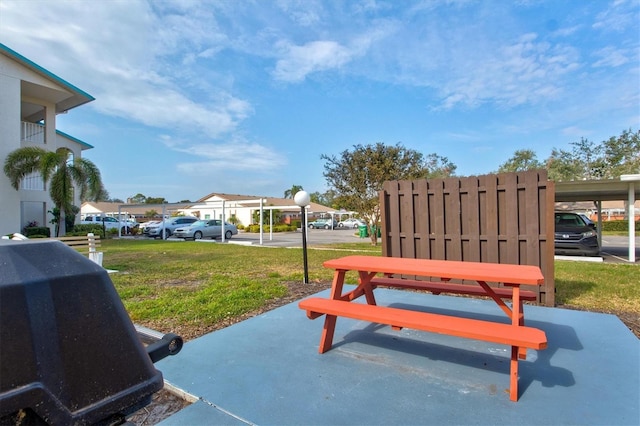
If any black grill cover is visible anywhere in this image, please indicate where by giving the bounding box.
[0,239,163,425]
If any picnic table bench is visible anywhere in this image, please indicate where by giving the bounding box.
[298,255,548,401]
[52,233,103,266]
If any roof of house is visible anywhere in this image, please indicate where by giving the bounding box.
[57,129,93,150]
[81,202,154,217]
[0,43,94,119]
[194,193,333,213]
[82,194,334,217]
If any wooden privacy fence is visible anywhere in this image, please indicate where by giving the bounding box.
[380,170,555,305]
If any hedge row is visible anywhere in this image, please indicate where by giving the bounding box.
[600,220,640,232]
[243,224,298,233]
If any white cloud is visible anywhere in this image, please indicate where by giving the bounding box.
[562,126,591,137]
[275,0,322,27]
[174,140,287,176]
[592,47,631,67]
[272,40,355,82]
[592,0,639,32]
[1,0,249,138]
[436,34,580,109]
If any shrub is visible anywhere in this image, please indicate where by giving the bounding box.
[23,226,51,238]
[70,224,104,236]
[601,220,640,232]
[244,224,297,233]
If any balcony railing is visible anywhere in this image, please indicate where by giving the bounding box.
[21,121,45,144]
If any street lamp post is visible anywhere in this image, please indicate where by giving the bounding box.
[294,191,311,284]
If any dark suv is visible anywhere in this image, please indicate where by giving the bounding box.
[554,212,600,256]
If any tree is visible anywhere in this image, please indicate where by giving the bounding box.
[92,183,111,202]
[322,142,455,245]
[310,189,338,208]
[145,196,167,204]
[534,128,639,181]
[284,184,303,199]
[130,193,147,203]
[424,153,457,177]
[4,146,103,236]
[497,149,543,173]
[602,128,640,178]
[48,205,80,235]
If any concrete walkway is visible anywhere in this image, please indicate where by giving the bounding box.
[156,288,639,425]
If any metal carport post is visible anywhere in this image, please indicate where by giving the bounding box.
[621,174,639,262]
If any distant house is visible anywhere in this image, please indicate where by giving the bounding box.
[179,193,334,226]
[80,194,336,226]
[0,43,95,236]
[80,202,152,221]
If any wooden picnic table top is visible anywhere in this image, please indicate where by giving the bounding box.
[323,255,545,286]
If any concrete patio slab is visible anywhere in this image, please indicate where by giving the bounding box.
[157,288,639,425]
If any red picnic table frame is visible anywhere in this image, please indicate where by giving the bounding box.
[298,255,548,401]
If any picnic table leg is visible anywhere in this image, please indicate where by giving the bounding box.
[510,346,519,402]
[358,271,377,305]
[319,315,337,353]
[330,270,346,299]
[511,286,528,360]
[477,281,513,318]
[317,270,347,353]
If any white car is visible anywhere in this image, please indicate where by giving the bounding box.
[81,216,137,233]
[338,218,366,229]
[139,221,160,233]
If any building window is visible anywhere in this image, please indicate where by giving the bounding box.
[20,172,44,191]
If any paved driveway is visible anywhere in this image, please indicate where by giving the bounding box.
[221,230,640,263]
[230,228,364,247]
[599,235,639,263]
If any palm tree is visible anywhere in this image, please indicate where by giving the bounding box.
[4,146,104,236]
[284,184,303,199]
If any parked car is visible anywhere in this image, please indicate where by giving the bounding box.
[554,212,600,256]
[338,218,365,229]
[173,219,238,240]
[81,216,137,234]
[308,219,334,229]
[146,216,198,239]
[579,213,596,227]
[139,220,160,234]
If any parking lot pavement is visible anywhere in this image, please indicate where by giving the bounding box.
[599,236,640,263]
[230,228,364,247]
[165,231,639,263]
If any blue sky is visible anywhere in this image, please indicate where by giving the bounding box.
[2,0,638,203]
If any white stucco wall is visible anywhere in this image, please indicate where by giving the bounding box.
[0,72,22,236]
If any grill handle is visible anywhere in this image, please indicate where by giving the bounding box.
[135,324,183,363]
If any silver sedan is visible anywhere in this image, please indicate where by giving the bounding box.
[173,219,238,240]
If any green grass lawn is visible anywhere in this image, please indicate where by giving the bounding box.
[102,239,639,339]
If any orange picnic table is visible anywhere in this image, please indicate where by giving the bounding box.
[299,255,548,401]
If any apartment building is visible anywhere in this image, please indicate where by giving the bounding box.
[0,43,94,236]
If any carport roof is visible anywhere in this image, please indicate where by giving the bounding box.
[555,175,640,202]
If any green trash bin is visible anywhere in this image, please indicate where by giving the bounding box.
[358,225,369,238]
